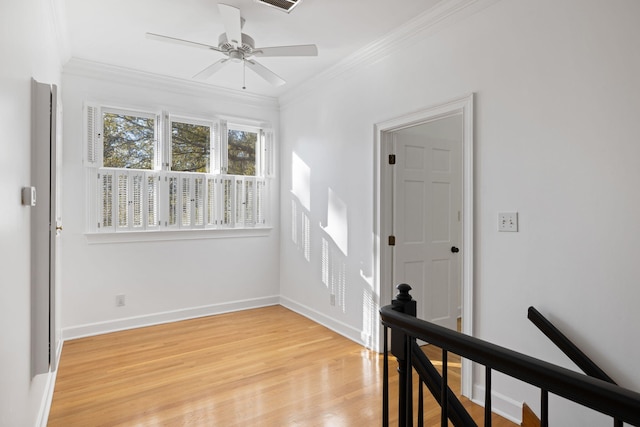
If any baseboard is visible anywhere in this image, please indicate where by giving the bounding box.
[279,296,365,346]
[521,403,541,427]
[62,296,280,340]
[36,339,63,427]
[472,384,522,425]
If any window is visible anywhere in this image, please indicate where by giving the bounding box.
[85,104,273,233]
[102,110,156,170]
[170,118,212,173]
[228,126,257,176]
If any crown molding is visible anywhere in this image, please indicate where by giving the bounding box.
[63,57,280,110]
[279,0,501,109]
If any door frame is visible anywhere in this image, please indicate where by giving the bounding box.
[374,93,474,396]
[31,79,61,376]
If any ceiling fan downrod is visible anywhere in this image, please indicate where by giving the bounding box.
[242,60,246,90]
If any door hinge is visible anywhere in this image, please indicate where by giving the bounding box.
[388,154,396,165]
[388,235,396,246]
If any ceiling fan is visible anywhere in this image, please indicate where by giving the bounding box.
[146,3,318,88]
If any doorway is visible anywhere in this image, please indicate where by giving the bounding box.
[392,116,462,331]
[31,79,62,376]
[375,94,474,396]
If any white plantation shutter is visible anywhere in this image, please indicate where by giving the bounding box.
[85,104,100,166]
[166,174,179,228]
[131,172,144,229]
[156,113,164,169]
[146,173,160,229]
[259,129,275,178]
[220,175,234,227]
[244,178,256,227]
[98,170,115,231]
[219,120,228,174]
[212,121,221,174]
[206,176,218,227]
[235,178,245,226]
[116,170,129,230]
[193,175,205,228]
[256,178,267,225]
[180,176,192,228]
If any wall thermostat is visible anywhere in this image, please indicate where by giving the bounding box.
[22,186,36,206]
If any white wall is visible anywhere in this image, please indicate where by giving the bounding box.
[60,62,281,338]
[278,0,640,424]
[0,0,64,425]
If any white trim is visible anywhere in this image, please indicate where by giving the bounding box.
[35,339,63,427]
[63,58,279,110]
[35,372,54,427]
[472,384,523,425]
[85,226,272,244]
[374,93,475,394]
[280,0,501,108]
[62,296,280,340]
[279,296,365,346]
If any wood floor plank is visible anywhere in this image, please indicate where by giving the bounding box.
[48,306,517,426]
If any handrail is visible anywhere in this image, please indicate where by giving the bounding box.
[528,306,616,384]
[410,340,477,427]
[380,304,640,425]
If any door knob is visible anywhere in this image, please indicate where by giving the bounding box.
[451,246,459,253]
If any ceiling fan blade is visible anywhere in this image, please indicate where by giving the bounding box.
[245,59,286,86]
[218,4,243,48]
[146,32,222,52]
[193,58,230,80]
[253,44,318,57]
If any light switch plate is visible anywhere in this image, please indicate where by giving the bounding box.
[498,212,518,232]
[22,186,36,206]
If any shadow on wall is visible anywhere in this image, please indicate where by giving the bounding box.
[290,150,380,349]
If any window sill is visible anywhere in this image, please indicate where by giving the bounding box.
[85,227,273,244]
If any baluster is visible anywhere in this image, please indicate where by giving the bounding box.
[418,379,424,427]
[406,335,414,427]
[541,389,548,427]
[383,325,389,427]
[390,284,417,427]
[442,349,448,427]
[485,366,492,427]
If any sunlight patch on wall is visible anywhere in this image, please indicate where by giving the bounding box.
[291,200,298,245]
[291,152,310,211]
[291,199,311,261]
[322,187,348,256]
[321,236,347,313]
[291,152,311,261]
[361,288,377,349]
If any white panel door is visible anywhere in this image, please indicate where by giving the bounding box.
[393,117,462,330]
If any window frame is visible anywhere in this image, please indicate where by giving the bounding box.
[85,103,273,237]
[166,114,216,174]
[100,106,160,171]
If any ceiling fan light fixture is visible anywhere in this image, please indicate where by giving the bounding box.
[229,50,244,63]
[255,0,301,13]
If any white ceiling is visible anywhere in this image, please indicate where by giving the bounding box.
[63,0,443,98]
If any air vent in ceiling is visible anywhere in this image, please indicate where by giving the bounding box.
[256,0,300,13]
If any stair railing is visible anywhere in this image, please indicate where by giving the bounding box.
[380,284,640,427]
[528,306,622,427]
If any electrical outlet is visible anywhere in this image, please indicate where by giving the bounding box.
[116,294,126,307]
[498,212,518,232]
[330,294,336,306]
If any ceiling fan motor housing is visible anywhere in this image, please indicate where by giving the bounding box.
[218,33,256,58]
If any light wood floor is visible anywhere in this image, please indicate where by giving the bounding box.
[48,306,517,426]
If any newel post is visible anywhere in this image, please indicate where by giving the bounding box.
[391,284,417,426]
